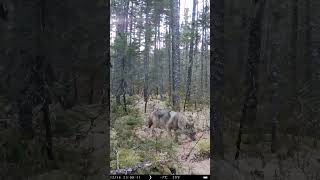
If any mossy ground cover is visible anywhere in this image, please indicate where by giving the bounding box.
[110,96,181,174]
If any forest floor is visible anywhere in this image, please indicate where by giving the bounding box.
[133,95,210,175]
[214,130,320,180]
[35,104,108,180]
[0,101,108,180]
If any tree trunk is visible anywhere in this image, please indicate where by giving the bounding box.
[158,22,164,100]
[128,1,134,96]
[235,0,266,160]
[167,24,172,100]
[153,22,159,99]
[144,0,151,113]
[88,73,95,104]
[304,0,312,81]
[204,0,209,91]
[42,100,54,160]
[72,70,78,105]
[238,6,249,79]
[193,1,200,105]
[122,92,127,113]
[171,0,181,111]
[200,24,205,93]
[184,0,197,111]
[114,0,126,106]
[121,0,129,111]
[290,0,298,96]
[212,0,225,160]
[263,0,280,153]
[270,65,280,153]
[199,0,205,97]
[38,0,54,161]
[184,42,189,87]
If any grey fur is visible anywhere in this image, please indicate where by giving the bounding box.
[147,109,196,142]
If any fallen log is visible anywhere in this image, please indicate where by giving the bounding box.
[109,161,152,175]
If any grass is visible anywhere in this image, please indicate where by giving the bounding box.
[197,139,210,158]
[110,98,181,174]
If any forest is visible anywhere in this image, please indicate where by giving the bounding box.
[0,0,320,179]
[110,0,210,175]
[0,0,108,179]
[212,0,320,179]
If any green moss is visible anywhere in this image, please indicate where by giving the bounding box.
[197,139,210,157]
[118,149,142,168]
[126,95,139,105]
[123,115,144,128]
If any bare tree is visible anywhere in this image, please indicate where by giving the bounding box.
[144,0,151,113]
[235,0,266,160]
[171,0,181,111]
[184,0,197,111]
[212,0,225,160]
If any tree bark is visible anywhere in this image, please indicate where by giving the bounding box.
[37,0,54,161]
[144,0,151,113]
[158,21,164,100]
[270,65,280,153]
[72,70,78,105]
[212,0,225,160]
[153,21,159,98]
[304,0,312,81]
[235,0,266,160]
[184,0,197,111]
[290,0,298,96]
[166,24,172,100]
[171,0,181,111]
[114,0,127,106]
[88,73,95,104]
[42,98,54,160]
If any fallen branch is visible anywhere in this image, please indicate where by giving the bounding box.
[183,131,206,160]
[109,161,152,175]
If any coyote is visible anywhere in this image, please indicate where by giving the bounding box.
[147,109,196,142]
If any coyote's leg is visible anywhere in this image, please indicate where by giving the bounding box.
[160,130,164,138]
[167,129,173,138]
[151,127,155,137]
[174,130,179,143]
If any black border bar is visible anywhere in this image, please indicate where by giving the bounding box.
[110,175,210,180]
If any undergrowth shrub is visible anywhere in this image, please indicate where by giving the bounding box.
[196,139,210,158]
[110,100,183,174]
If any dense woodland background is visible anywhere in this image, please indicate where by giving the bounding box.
[212,0,320,179]
[0,0,108,179]
[110,0,210,175]
[0,0,320,178]
[110,0,210,111]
